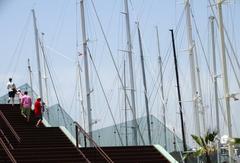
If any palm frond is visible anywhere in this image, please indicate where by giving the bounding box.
[229,138,240,145]
[191,134,204,147]
[205,130,217,143]
[193,147,205,157]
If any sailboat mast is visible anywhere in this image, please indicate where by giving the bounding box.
[123,60,128,146]
[137,23,152,145]
[210,16,220,134]
[217,0,232,138]
[170,29,187,152]
[80,0,93,142]
[194,45,206,133]
[27,59,34,99]
[124,0,138,145]
[185,0,201,136]
[77,58,86,130]
[156,27,167,150]
[41,33,49,105]
[32,9,43,99]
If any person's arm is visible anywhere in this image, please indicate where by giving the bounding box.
[7,83,10,89]
[21,97,24,105]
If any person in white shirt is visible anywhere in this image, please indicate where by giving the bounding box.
[7,78,16,105]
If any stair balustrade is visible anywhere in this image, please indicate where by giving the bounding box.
[0,110,21,143]
[74,121,114,163]
[0,137,17,163]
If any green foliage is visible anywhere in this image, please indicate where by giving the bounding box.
[229,138,240,145]
[184,131,218,161]
[185,130,240,162]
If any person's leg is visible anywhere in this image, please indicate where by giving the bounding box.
[22,107,27,118]
[26,108,31,122]
[9,91,14,106]
[11,92,15,106]
[11,97,14,106]
[36,116,42,127]
[8,92,11,103]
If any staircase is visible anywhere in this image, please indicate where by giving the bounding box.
[0,104,176,163]
[0,104,88,163]
[80,146,170,163]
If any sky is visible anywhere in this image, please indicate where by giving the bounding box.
[0,0,240,146]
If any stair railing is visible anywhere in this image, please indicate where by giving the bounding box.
[74,121,114,163]
[0,137,17,163]
[0,129,14,149]
[0,110,21,143]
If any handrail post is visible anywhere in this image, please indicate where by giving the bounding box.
[75,125,79,148]
[84,135,87,147]
[74,121,114,163]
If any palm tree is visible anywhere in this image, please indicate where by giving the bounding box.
[185,131,240,163]
[184,130,218,163]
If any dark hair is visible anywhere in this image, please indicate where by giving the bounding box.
[24,91,28,95]
[9,78,12,81]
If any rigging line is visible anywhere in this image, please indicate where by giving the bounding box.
[69,64,80,114]
[190,9,212,78]
[45,46,75,62]
[206,1,229,127]
[90,0,145,145]
[192,9,240,90]
[50,0,69,47]
[75,0,80,50]
[208,0,240,86]
[87,47,124,146]
[12,15,31,78]
[45,52,66,107]
[147,8,186,100]
[223,4,240,72]
[0,11,31,92]
[162,8,185,75]
[225,47,240,88]
[76,61,87,129]
[39,38,68,127]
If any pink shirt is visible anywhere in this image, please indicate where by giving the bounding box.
[21,95,32,108]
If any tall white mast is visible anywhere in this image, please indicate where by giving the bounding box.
[123,60,128,146]
[137,23,152,145]
[210,16,220,134]
[194,44,206,133]
[210,14,221,163]
[124,0,138,145]
[27,59,34,99]
[32,9,43,99]
[185,0,201,136]
[77,58,86,130]
[156,27,167,150]
[41,33,49,105]
[217,0,232,137]
[217,2,233,162]
[80,0,93,141]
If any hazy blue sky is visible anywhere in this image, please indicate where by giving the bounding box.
[0,0,239,145]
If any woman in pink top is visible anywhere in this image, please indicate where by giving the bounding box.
[17,89,24,115]
[21,91,32,122]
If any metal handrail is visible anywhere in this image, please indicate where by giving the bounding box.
[74,121,114,163]
[0,137,17,163]
[75,145,91,163]
[0,129,14,149]
[0,110,21,142]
